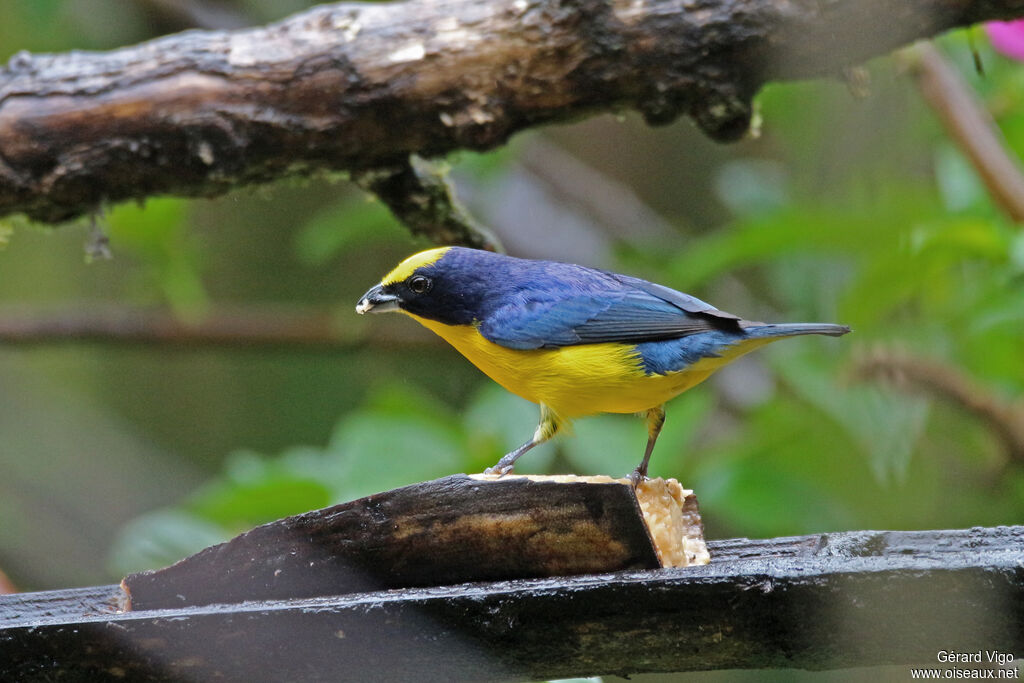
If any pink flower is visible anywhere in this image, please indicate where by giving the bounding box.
[987,20,1024,62]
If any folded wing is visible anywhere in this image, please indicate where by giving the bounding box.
[478,270,741,350]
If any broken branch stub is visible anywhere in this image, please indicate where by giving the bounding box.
[122,474,708,611]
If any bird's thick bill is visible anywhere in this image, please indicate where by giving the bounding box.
[356,284,400,314]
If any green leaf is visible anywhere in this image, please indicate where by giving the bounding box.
[106,197,208,314]
[562,414,648,478]
[1011,232,1024,274]
[910,217,1008,262]
[462,384,548,472]
[697,457,858,536]
[713,159,790,217]
[186,449,333,529]
[326,385,468,500]
[563,392,713,479]
[108,510,230,575]
[450,144,519,179]
[934,144,986,213]
[294,196,405,265]
[772,349,930,485]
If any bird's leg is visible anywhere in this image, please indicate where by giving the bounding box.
[629,405,666,486]
[484,404,560,476]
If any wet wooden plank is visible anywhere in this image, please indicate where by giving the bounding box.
[2,526,1021,681]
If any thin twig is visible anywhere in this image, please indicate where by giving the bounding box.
[0,306,433,350]
[853,347,1024,463]
[0,570,14,596]
[518,142,676,243]
[909,42,1024,224]
[141,0,251,30]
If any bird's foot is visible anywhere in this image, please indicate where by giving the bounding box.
[627,467,649,489]
[484,449,524,476]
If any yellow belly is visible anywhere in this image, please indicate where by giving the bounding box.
[408,314,748,418]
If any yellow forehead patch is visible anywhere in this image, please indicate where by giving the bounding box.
[382,247,450,285]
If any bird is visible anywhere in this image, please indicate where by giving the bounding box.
[357,246,850,481]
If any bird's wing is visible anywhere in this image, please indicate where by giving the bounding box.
[478,272,741,350]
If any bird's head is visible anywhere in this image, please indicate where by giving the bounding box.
[356,246,493,325]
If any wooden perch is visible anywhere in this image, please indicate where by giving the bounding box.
[2,526,1022,681]
[2,0,1024,224]
[122,474,708,610]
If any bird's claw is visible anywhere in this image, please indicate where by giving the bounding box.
[483,464,514,477]
[627,468,649,490]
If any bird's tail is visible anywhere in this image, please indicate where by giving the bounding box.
[741,322,852,339]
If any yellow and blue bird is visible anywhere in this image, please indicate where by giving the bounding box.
[357,247,849,481]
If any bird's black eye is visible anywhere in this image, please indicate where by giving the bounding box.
[408,275,432,294]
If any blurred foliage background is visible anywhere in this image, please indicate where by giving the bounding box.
[0,0,1021,621]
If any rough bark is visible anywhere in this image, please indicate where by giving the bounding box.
[1,0,1023,224]
[2,526,1022,681]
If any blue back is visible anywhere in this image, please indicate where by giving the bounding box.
[402,248,742,351]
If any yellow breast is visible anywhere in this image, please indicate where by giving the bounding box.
[406,314,724,418]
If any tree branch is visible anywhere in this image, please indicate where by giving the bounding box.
[2,0,1024,224]
[0,305,433,350]
[353,156,502,251]
[908,41,1024,224]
